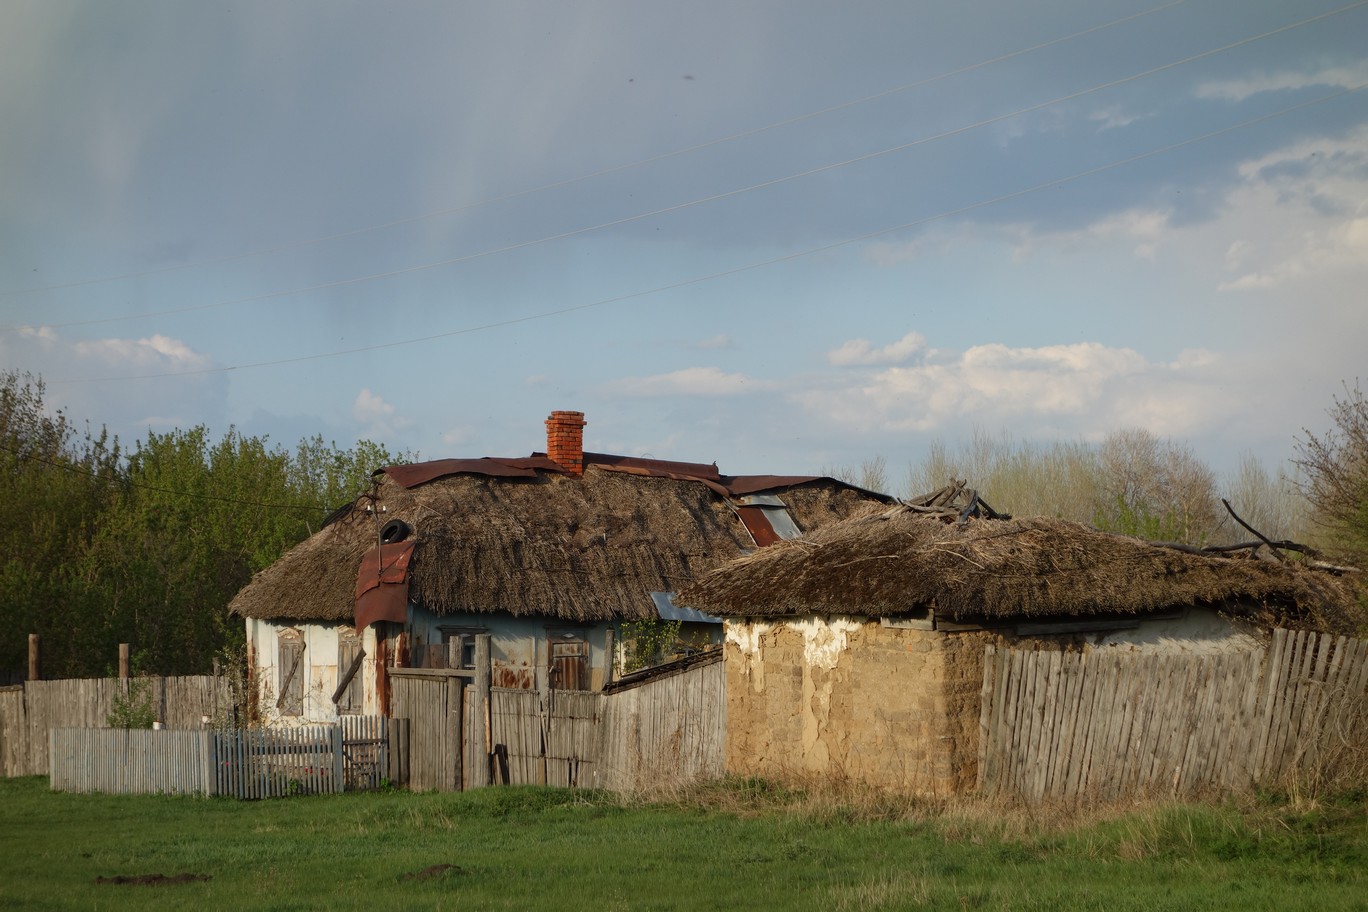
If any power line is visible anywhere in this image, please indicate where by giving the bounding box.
[0,0,1192,300]
[51,82,1364,384]
[16,0,1362,334]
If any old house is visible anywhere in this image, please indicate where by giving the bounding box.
[678,486,1355,796]
[228,411,891,725]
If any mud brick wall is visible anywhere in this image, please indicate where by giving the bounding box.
[725,617,991,796]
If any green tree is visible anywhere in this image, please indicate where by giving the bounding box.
[0,372,120,678]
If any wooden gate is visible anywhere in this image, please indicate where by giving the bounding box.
[390,673,462,791]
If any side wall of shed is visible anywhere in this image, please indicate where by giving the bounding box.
[724,617,974,796]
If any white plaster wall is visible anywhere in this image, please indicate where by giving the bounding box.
[246,618,379,726]
[1088,609,1265,655]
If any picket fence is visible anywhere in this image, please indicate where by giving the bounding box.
[978,628,1368,800]
[49,716,389,798]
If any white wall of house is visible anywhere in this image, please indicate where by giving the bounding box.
[246,617,380,726]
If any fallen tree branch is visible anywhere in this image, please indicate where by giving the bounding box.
[1221,498,1286,562]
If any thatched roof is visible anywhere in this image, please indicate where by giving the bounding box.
[229,459,886,623]
[677,503,1357,632]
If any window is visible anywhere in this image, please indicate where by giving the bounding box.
[277,630,305,717]
[336,629,364,715]
[547,631,589,691]
[438,627,486,670]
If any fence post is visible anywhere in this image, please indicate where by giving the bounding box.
[470,635,491,788]
[118,644,130,682]
[28,634,39,681]
[333,723,345,793]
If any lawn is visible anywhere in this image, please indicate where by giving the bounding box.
[0,776,1364,911]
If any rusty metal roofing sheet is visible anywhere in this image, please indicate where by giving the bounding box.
[382,456,566,489]
[583,452,722,480]
[354,540,416,630]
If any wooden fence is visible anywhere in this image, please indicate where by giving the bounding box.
[49,716,389,798]
[391,651,725,792]
[1,675,231,778]
[978,629,1368,801]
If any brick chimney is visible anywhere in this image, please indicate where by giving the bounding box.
[545,410,587,476]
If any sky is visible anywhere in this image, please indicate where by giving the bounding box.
[2,0,1366,493]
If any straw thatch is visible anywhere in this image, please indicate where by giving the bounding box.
[678,504,1358,632]
[228,464,880,623]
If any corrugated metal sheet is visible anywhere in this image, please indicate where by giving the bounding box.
[650,591,721,625]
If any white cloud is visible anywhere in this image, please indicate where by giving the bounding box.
[611,366,766,397]
[1217,126,1368,291]
[796,338,1228,440]
[353,388,411,437]
[0,327,226,436]
[827,332,926,366]
[693,333,735,350]
[1195,62,1368,103]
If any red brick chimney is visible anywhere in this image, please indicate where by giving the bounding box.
[545,410,587,476]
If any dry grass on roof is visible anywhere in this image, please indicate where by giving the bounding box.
[230,465,761,623]
[679,506,1358,632]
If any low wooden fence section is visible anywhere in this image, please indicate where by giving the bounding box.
[51,729,214,796]
[50,716,389,798]
[1,675,231,777]
[597,655,726,791]
[978,629,1368,801]
[391,652,725,792]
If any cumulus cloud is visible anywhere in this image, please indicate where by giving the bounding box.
[353,388,411,437]
[827,332,926,366]
[0,326,226,435]
[1217,126,1368,291]
[611,366,765,397]
[795,338,1227,440]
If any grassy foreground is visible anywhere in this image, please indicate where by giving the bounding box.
[0,776,1364,911]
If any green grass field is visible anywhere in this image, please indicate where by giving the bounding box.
[0,776,1364,911]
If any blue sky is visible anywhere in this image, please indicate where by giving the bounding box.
[2,0,1366,489]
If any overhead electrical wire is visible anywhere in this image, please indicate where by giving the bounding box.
[0,0,1192,300]
[51,82,1364,385]
[14,0,1364,334]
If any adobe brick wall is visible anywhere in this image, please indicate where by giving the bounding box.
[724,617,990,796]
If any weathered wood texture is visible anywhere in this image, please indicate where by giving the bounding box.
[978,629,1368,801]
[0,675,231,778]
[49,716,388,798]
[381,654,726,792]
[597,655,726,791]
[390,674,461,792]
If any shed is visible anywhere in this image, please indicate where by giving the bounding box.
[678,489,1356,795]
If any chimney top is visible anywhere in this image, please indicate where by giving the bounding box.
[545,410,587,476]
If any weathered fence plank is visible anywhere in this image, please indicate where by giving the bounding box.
[979,629,1368,801]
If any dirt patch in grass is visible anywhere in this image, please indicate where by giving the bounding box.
[401,864,462,881]
[94,873,211,886]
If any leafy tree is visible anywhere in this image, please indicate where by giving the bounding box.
[1295,384,1368,566]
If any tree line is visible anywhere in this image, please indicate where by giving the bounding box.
[0,371,411,679]
[827,387,1368,574]
[7,367,1364,679]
